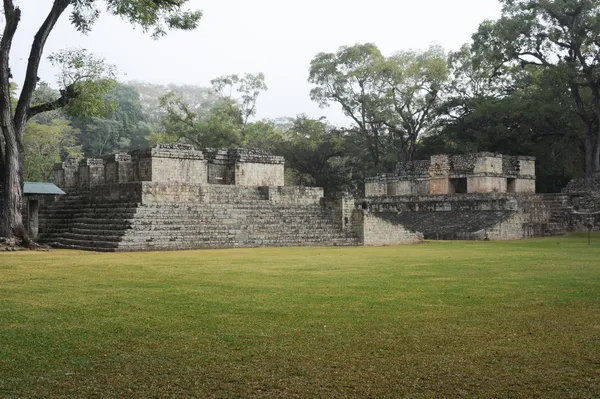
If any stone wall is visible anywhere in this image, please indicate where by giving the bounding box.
[33,146,591,252]
[563,173,600,231]
[204,148,285,187]
[366,153,536,197]
[38,182,360,251]
[354,193,568,242]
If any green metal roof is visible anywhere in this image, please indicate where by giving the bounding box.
[24,182,66,196]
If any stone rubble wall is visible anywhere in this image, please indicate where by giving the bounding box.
[562,173,600,231]
[355,193,569,241]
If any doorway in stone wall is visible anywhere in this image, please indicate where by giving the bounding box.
[449,178,468,194]
[507,178,516,193]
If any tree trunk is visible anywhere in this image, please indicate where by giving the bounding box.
[0,124,28,244]
[594,132,600,174]
[585,128,594,178]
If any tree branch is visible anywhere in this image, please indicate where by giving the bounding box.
[27,84,77,118]
[13,0,70,132]
[0,0,20,118]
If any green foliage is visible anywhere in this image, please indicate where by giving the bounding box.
[472,0,600,175]
[436,63,585,192]
[211,73,268,138]
[23,119,82,182]
[276,115,353,195]
[155,74,269,148]
[77,117,129,157]
[71,0,202,38]
[156,92,243,148]
[309,43,449,169]
[48,48,118,119]
[242,120,283,153]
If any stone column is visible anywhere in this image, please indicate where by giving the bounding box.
[78,158,105,191]
[27,198,39,240]
[429,155,451,195]
[51,158,79,192]
[104,154,134,183]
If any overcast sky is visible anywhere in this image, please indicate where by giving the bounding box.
[8,0,501,125]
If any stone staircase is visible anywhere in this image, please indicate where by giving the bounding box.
[38,193,359,251]
[536,193,570,236]
[38,193,139,251]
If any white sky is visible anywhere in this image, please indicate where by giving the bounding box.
[8,0,501,125]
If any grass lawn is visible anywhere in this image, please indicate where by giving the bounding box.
[1,234,599,398]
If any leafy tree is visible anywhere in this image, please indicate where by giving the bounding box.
[0,0,202,241]
[276,115,352,196]
[75,83,152,156]
[23,119,82,182]
[155,73,268,149]
[309,43,448,170]
[437,59,585,192]
[211,73,268,140]
[382,45,449,161]
[472,0,600,176]
[128,81,216,124]
[79,117,128,157]
[243,120,283,153]
[157,93,243,148]
[309,44,389,169]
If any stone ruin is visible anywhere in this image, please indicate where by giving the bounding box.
[30,146,598,251]
[40,144,361,251]
[365,153,536,196]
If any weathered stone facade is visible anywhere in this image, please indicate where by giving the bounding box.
[39,145,365,251]
[31,147,598,251]
[562,172,600,232]
[366,153,536,197]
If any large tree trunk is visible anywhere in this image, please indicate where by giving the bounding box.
[594,101,600,174]
[594,133,600,174]
[0,0,69,242]
[0,124,28,243]
[585,127,595,178]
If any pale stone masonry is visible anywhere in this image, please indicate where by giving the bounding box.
[365,153,536,197]
[32,145,594,252]
[40,145,366,251]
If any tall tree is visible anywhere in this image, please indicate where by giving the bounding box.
[309,43,448,170]
[0,0,202,242]
[276,115,350,195]
[382,45,449,161]
[309,44,389,169]
[23,119,82,182]
[472,0,600,176]
[210,73,268,140]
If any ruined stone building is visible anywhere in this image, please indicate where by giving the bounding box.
[31,146,599,251]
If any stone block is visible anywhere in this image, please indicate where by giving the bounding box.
[131,144,207,183]
[78,158,105,190]
[514,178,535,193]
[467,176,506,193]
[430,178,450,195]
[104,154,134,183]
[473,154,503,174]
[52,158,79,191]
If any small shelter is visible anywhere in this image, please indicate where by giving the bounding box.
[24,182,65,239]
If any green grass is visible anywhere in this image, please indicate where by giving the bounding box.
[1,234,599,398]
